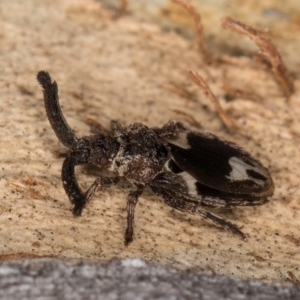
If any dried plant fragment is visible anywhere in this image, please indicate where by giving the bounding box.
[86,117,110,135]
[246,252,266,262]
[287,271,300,285]
[0,253,51,261]
[285,234,300,247]
[113,0,128,20]
[9,182,45,200]
[189,71,238,133]
[22,177,37,186]
[222,17,294,97]
[162,82,195,100]
[172,108,202,128]
[66,1,111,27]
[172,0,213,64]
[223,84,263,103]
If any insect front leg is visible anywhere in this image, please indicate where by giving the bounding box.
[62,151,120,216]
[125,187,144,245]
[62,151,90,216]
[151,187,246,240]
[85,176,120,203]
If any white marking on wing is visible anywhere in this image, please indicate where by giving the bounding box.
[167,132,190,149]
[226,157,266,186]
[179,172,198,196]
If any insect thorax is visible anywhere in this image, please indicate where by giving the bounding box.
[109,123,169,184]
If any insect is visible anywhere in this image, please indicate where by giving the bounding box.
[37,70,275,245]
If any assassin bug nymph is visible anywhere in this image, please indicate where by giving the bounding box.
[37,71,274,245]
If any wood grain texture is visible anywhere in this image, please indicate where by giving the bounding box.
[0,0,299,282]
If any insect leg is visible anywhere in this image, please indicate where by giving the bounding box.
[62,150,90,216]
[152,187,246,240]
[192,206,246,240]
[85,176,120,203]
[125,187,144,245]
[201,196,270,207]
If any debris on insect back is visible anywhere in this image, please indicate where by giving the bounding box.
[37,71,274,245]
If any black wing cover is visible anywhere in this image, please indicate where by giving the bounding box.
[167,131,274,199]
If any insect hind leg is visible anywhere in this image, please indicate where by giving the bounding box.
[151,186,246,240]
[125,187,144,246]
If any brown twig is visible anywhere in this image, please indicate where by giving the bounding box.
[189,71,238,133]
[172,0,213,64]
[222,17,294,97]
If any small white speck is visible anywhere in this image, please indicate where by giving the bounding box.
[121,258,146,268]
[226,157,265,186]
[168,132,190,149]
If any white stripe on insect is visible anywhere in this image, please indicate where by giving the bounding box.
[167,132,190,149]
[226,157,266,186]
[179,172,198,196]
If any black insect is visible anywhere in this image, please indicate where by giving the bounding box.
[37,71,275,245]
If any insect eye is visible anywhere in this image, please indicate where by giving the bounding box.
[100,156,108,166]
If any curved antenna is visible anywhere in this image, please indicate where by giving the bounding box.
[37,71,80,150]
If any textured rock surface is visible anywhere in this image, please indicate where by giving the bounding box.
[0,258,299,300]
